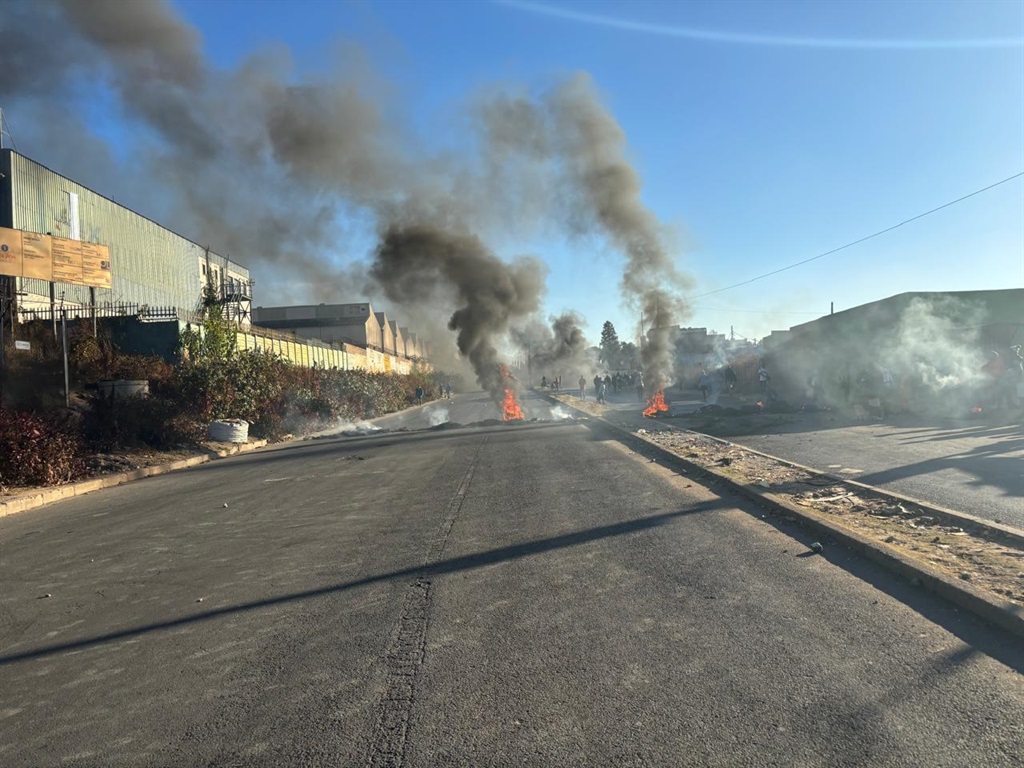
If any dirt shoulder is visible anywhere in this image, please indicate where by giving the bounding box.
[551,392,1024,611]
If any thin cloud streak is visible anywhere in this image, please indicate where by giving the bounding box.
[498,0,1024,50]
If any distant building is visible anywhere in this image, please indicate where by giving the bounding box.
[783,290,1023,351]
[762,330,791,351]
[399,326,414,358]
[253,302,425,360]
[388,321,404,360]
[253,303,383,349]
[374,311,396,355]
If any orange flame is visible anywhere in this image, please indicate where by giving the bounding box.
[499,364,524,421]
[642,388,670,417]
[503,387,525,421]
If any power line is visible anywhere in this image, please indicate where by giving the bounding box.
[691,305,826,315]
[687,171,1024,300]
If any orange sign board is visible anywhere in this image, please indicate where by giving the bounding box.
[51,236,85,285]
[81,242,112,289]
[0,228,22,277]
[0,227,111,287]
[21,231,54,281]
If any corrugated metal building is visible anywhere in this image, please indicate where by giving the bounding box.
[0,149,252,323]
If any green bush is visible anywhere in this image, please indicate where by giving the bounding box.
[0,407,87,487]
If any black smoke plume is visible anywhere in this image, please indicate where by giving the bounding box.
[511,312,589,374]
[370,224,545,398]
[546,74,691,390]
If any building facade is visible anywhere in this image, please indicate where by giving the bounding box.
[253,303,426,362]
[0,149,252,324]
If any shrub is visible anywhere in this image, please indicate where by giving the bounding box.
[0,407,87,487]
[81,393,198,450]
[69,327,173,386]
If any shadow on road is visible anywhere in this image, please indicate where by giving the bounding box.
[0,499,726,666]
[855,450,1024,499]
[576,417,1024,675]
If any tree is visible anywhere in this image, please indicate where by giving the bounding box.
[618,341,639,371]
[179,283,236,362]
[599,321,620,367]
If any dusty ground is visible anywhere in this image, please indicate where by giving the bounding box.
[553,393,1024,608]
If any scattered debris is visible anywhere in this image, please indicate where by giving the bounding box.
[810,542,824,553]
[38,593,52,599]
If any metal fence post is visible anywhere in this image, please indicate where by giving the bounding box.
[61,308,70,408]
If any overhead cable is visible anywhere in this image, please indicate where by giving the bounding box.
[687,171,1024,300]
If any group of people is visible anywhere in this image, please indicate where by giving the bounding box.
[539,375,562,391]
[572,371,646,403]
[696,364,741,403]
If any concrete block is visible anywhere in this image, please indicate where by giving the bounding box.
[0,496,35,517]
[101,473,129,489]
[73,479,105,496]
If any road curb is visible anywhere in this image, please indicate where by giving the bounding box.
[0,441,267,519]
[549,394,1024,640]
[638,420,1024,548]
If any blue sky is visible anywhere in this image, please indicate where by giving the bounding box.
[25,0,1024,343]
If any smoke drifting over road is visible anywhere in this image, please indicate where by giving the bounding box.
[511,312,589,375]
[370,225,544,400]
[1,0,690,395]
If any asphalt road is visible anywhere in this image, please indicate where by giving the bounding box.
[598,390,1024,531]
[1,391,1022,767]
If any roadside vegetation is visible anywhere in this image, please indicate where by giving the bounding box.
[0,303,448,489]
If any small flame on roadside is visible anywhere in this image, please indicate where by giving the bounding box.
[499,364,525,421]
[643,388,670,418]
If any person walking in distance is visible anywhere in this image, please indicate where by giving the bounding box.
[757,362,770,401]
[636,371,645,401]
[578,375,587,400]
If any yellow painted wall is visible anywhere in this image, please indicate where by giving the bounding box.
[233,330,415,374]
